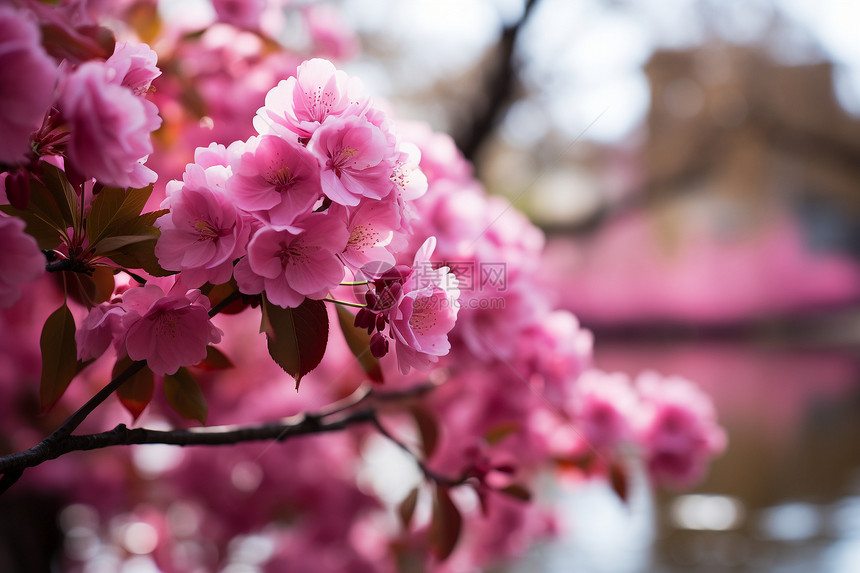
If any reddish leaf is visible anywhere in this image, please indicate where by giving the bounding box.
[40,22,115,64]
[261,296,328,390]
[610,463,629,504]
[164,367,207,425]
[39,304,79,412]
[335,305,383,383]
[204,279,247,314]
[429,486,462,561]
[398,487,420,530]
[65,266,115,309]
[484,422,519,446]
[113,355,154,421]
[410,405,439,459]
[194,345,234,371]
[498,483,532,502]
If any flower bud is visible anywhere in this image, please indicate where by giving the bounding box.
[369,332,389,358]
[364,290,378,308]
[354,307,375,330]
[5,168,29,210]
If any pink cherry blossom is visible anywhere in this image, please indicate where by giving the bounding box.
[0,216,47,308]
[254,58,368,139]
[156,143,250,287]
[61,61,162,188]
[228,135,322,227]
[0,7,58,164]
[76,301,125,361]
[307,115,397,206]
[571,370,638,452]
[515,310,593,401]
[105,41,161,96]
[212,0,267,30]
[121,285,223,376]
[390,237,460,374]
[236,212,348,308]
[634,372,727,488]
[337,200,400,272]
[302,4,360,60]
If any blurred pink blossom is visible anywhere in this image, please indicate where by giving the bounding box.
[0,7,58,164]
[634,372,727,488]
[302,4,360,60]
[0,216,47,308]
[570,370,638,452]
[212,0,267,30]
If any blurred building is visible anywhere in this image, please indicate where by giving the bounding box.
[541,44,860,329]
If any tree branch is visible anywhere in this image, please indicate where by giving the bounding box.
[455,0,541,161]
[0,381,439,494]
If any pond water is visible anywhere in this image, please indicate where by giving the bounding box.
[511,339,860,572]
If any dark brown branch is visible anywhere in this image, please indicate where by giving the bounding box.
[455,0,540,161]
[0,288,247,493]
[45,258,91,274]
[0,382,439,493]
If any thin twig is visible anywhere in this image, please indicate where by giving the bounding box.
[371,415,463,487]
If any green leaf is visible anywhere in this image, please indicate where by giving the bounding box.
[430,486,462,561]
[1,173,74,249]
[335,305,383,383]
[164,367,207,425]
[498,484,532,502]
[86,185,153,247]
[113,355,154,421]
[194,345,234,371]
[39,304,79,412]
[95,234,157,253]
[410,405,439,459]
[261,296,328,390]
[0,205,62,250]
[106,237,173,276]
[398,487,420,530]
[39,162,80,230]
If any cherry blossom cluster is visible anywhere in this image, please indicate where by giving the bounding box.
[0,3,729,572]
[0,6,162,195]
[568,370,727,488]
[148,57,457,375]
[76,281,223,376]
